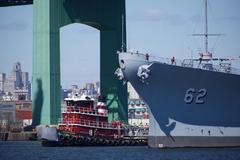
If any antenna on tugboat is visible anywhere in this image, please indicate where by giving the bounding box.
[192,0,221,54]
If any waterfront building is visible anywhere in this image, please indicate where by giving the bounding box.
[128,99,149,126]
[127,82,149,127]
[0,101,32,132]
[0,103,16,125]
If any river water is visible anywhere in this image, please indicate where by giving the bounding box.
[0,141,240,160]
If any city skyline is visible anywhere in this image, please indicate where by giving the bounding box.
[0,0,240,88]
[0,62,31,101]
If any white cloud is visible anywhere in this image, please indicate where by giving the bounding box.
[128,8,184,25]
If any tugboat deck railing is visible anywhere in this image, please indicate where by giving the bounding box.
[58,118,123,130]
[61,107,108,117]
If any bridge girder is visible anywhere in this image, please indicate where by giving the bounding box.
[0,0,33,7]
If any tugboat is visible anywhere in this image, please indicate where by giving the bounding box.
[38,94,147,146]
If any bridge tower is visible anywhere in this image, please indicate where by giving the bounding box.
[32,0,127,125]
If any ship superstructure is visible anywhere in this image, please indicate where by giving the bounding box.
[58,94,123,139]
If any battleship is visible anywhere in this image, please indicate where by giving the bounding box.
[115,0,240,148]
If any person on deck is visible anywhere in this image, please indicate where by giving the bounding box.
[146,53,149,61]
[171,56,176,65]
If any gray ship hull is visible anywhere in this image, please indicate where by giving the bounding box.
[118,52,240,148]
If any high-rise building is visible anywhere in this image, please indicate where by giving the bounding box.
[1,62,31,100]
[84,83,94,90]
[85,83,95,95]
[0,73,6,93]
[82,82,100,96]
[94,81,100,94]
[4,75,15,94]
[21,72,28,89]
[71,84,79,96]
[21,72,31,99]
[12,62,23,89]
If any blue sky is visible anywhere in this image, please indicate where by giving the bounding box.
[0,0,240,88]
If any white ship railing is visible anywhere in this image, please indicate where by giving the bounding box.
[126,52,240,75]
[61,107,108,117]
[58,118,123,130]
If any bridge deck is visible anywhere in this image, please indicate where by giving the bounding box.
[0,0,33,7]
